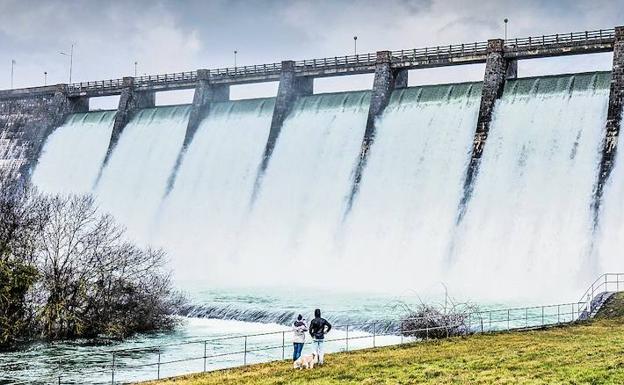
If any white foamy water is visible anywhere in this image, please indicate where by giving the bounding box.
[340,84,481,291]
[155,99,275,281]
[94,106,189,242]
[31,111,115,194]
[231,92,370,287]
[448,74,610,301]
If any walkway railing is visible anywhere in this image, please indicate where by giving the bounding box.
[505,28,616,52]
[54,27,618,96]
[3,273,622,385]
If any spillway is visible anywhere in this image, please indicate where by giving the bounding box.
[29,72,618,301]
[154,98,275,282]
[449,73,610,300]
[339,83,482,290]
[232,91,371,287]
[31,111,115,194]
[95,106,189,242]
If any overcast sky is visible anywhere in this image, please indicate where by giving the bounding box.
[1,0,623,105]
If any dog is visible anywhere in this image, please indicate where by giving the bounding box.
[293,352,317,369]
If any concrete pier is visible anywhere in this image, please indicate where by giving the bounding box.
[165,69,230,193]
[92,77,154,186]
[345,51,408,215]
[593,26,624,224]
[251,60,313,202]
[105,77,155,161]
[457,39,517,223]
[0,85,87,179]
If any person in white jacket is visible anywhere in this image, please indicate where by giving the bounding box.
[292,314,307,361]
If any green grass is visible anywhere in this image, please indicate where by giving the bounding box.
[141,294,624,385]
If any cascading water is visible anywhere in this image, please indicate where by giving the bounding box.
[339,83,482,291]
[30,73,616,303]
[94,105,189,242]
[154,98,275,282]
[448,73,611,301]
[231,91,371,287]
[31,111,116,194]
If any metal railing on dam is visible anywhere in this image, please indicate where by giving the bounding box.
[4,273,623,385]
[0,27,616,99]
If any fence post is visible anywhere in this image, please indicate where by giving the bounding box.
[525,308,528,328]
[203,340,207,372]
[157,347,161,380]
[507,309,510,331]
[467,313,471,335]
[541,306,544,326]
[282,331,285,360]
[244,336,248,366]
[111,352,115,385]
[346,325,349,352]
[373,322,376,348]
[426,325,429,340]
[557,305,560,324]
[400,323,404,344]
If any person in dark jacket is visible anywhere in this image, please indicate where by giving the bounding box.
[308,308,332,364]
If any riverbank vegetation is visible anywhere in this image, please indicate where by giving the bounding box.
[142,294,624,385]
[0,178,183,349]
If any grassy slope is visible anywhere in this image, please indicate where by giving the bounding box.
[142,294,624,385]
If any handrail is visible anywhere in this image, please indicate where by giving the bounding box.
[53,27,618,96]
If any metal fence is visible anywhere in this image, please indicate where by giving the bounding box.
[3,273,621,385]
[58,27,618,95]
[391,41,489,63]
[505,28,616,52]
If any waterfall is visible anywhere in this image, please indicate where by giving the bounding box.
[339,83,482,291]
[229,91,371,287]
[31,111,115,194]
[30,72,617,302]
[95,106,189,242]
[448,73,610,301]
[153,98,275,281]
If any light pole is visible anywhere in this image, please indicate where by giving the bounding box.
[10,59,15,89]
[234,50,237,68]
[504,18,509,40]
[134,61,138,77]
[354,36,358,55]
[44,71,47,86]
[60,43,74,83]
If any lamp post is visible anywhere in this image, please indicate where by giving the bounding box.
[134,61,138,77]
[354,36,358,55]
[234,50,238,68]
[60,43,74,83]
[504,18,509,40]
[10,59,15,89]
[44,71,47,86]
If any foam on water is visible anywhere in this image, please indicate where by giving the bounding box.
[31,111,116,194]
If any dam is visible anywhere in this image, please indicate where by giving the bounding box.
[1,26,624,300]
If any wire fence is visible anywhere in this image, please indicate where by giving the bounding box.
[2,273,622,385]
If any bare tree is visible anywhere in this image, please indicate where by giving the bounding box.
[0,179,184,347]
